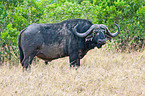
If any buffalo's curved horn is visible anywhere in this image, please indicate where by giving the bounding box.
[105,23,120,37]
[73,24,100,38]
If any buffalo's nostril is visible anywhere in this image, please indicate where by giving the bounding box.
[101,41,106,44]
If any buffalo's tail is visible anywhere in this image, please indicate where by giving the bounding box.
[18,28,27,63]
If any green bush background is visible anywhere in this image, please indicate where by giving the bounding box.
[0,0,145,63]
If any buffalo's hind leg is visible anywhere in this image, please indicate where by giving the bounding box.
[29,52,38,65]
[22,51,37,70]
[22,57,29,70]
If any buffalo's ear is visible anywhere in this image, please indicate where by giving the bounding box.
[85,34,93,42]
[105,34,112,42]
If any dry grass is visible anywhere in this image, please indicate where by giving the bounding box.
[0,47,145,96]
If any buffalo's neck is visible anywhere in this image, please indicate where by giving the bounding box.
[85,41,96,50]
[77,41,95,59]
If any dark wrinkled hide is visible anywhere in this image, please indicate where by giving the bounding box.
[18,19,111,69]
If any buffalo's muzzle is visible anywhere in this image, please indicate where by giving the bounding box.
[98,39,106,45]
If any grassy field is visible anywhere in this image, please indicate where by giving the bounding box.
[0,47,145,96]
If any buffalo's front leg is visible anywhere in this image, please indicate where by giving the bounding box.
[69,52,80,67]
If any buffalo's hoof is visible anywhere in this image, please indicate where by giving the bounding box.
[45,61,48,65]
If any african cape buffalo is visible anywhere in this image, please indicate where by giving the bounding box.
[18,19,120,69]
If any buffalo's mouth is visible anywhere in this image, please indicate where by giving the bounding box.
[96,43,103,48]
[96,39,106,48]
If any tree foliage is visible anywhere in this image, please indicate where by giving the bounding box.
[0,0,144,63]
